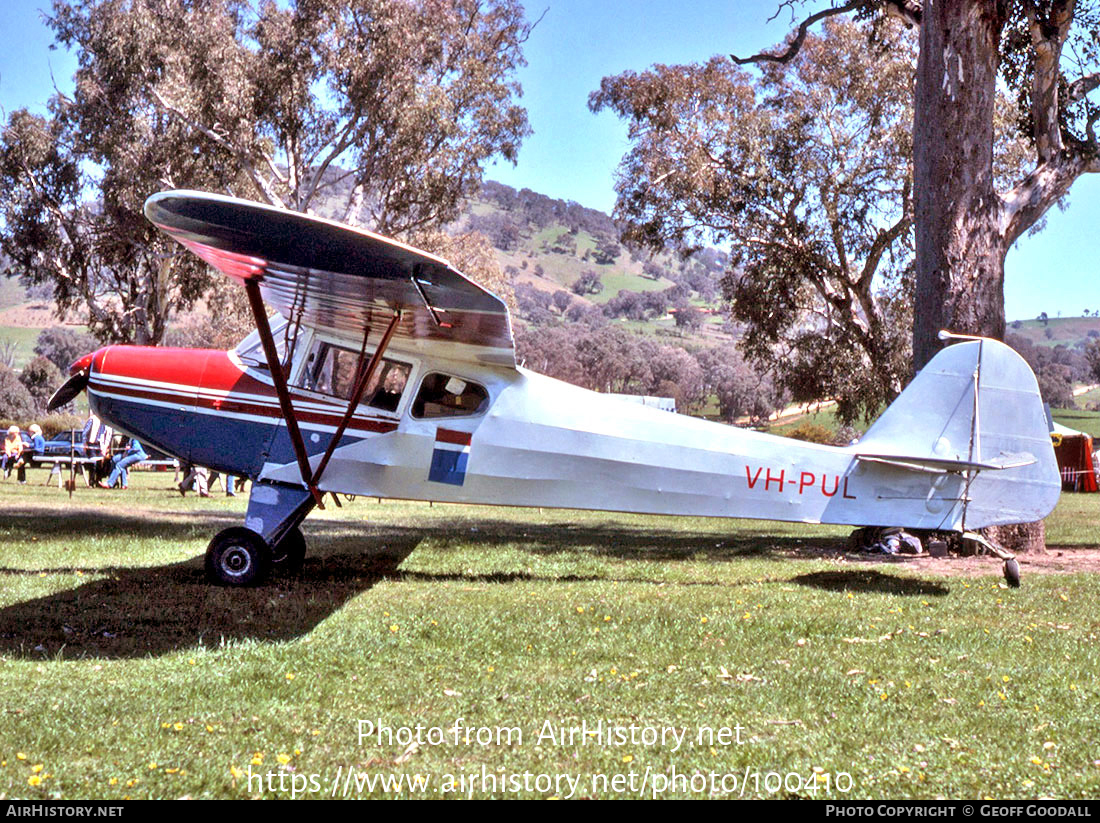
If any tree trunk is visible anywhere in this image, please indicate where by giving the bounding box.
[913,0,1007,369]
[913,0,1044,553]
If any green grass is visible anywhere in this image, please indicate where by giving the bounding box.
[0,326,46,370]
[0,472,1097,799]
[1053,408,1100,439]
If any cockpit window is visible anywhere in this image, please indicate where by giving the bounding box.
[235,313,290,370]
[297,338,410,413]
[412,373,489,418]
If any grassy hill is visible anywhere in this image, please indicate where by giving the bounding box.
[1007,315,1100,348]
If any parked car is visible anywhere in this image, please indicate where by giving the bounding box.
[40,429,94,459]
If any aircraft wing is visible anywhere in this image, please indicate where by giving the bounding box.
[144,190,515,367]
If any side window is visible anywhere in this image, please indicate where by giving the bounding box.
[297,339,411,413]
[413,373,489,419]
[363,361,410,412]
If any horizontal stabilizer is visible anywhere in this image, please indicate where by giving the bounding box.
[855,451,1038,475]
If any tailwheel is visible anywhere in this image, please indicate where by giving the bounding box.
[271,525,307,576]
[961,531,1022,588]
[206,527,272,587]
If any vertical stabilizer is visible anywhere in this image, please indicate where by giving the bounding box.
[855,338,1060,528]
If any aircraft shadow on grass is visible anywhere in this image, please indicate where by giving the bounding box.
[0,508,947,660]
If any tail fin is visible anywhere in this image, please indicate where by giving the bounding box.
[855,338,1060,529]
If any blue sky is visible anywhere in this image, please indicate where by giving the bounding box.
[2,0,1098,322]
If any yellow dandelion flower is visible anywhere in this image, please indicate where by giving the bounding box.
[230,766,243,780]
[286,673,296,680]
[27,775,41,787]
[389,625,398,633]
[173,723,184,732]
[277,754,291,765]
[109,778,118,786]
[31,764,43,774]
[16,753,26,761]
[622,755,633,763]
[250,753,263,766]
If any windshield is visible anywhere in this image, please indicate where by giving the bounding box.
[235,313,291,370]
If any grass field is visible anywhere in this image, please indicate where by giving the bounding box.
[0,326,47,371]
[0,471,1097,800]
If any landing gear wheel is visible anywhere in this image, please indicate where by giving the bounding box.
[271,525,306,575]
[206,527,271,587]
[1003,558,1021,588]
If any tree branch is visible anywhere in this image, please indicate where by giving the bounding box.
[731,0,872,65]
[1001,150,1098,243]
[1068,72,1100,103]
[1022,0,1076,163]
[150,87,286,208]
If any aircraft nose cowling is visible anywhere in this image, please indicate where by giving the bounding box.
[81,345,216,461]
[46,348,105,412]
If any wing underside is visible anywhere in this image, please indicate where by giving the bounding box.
[144,190,515,366]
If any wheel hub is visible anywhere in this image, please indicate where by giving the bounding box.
[222,546,252,577]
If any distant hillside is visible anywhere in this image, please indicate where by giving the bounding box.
[451,181,731,343]
[1007,315,1100,348]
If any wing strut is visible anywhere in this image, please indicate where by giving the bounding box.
[309,310,403,490]
[244,278,326,509]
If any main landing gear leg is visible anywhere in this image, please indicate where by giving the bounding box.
[205,481,316,586]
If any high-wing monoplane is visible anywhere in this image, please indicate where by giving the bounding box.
[50,191,1061,587]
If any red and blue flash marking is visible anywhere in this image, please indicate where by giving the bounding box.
[429,428,471,486]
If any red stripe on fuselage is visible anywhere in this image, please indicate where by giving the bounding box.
[435,428,473,446]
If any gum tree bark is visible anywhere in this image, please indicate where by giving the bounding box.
[912,2,1008,368]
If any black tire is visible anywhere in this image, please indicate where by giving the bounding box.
[271,525,306,575]
[206,527,271,587]
[1003,558,1021,588]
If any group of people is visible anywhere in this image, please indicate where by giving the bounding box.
[81,413,141,489]
[2,413,243,496]
[1,423,45,484]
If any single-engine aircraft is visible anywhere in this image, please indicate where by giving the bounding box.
[49,191,1061,588]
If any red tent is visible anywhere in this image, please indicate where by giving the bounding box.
[1052,425,1098,493]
